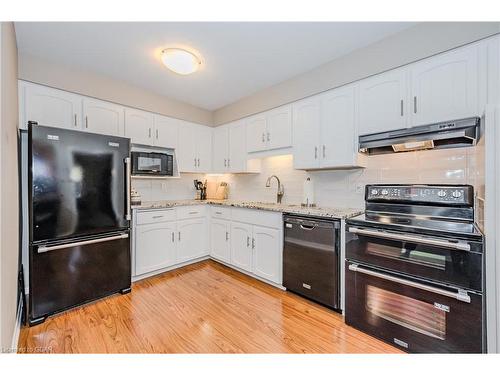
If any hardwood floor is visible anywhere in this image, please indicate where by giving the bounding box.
[18,260,402,353]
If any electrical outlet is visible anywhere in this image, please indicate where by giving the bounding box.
[355,183,364,194]
[161,182,167,191]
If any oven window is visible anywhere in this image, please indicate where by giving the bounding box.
[366,241,448,270]
[366,285,446,340]
[138,156,161,171]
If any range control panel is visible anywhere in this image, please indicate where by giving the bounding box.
[365,185,473,206]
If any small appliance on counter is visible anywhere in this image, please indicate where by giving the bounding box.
[130,188,142,206]
[345,184,485,353]
[194,179,207,200]
[302,177,316,207]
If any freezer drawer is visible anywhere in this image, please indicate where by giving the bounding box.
[345,261,484,353]
[29,232,131,324]
[283,215,340,309]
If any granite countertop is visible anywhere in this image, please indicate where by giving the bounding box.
[132,199,362,220]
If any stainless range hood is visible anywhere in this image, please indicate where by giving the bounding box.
[359,117,480,155]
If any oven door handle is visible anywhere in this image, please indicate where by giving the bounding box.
[348,263,471,303]
[348,227,471,251]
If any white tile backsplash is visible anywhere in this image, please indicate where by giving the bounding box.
[133,147,483,213]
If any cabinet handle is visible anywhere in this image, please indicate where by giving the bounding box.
[267,132,270,142]
[149,128,152,138]
[215,211,222,215]
[171,232,174,242]
[322,145,326,158]
[189,211,198,215]
[247,236,250,247]
[152,215,164,219]
[314,146,318,159]
[225,232,229,241]
[74,114,77,127]
[178,231,181,241]
[156,129,159,139]
[262,133,265,143]
[224,159,227,167]
[400,99,404,116]
[194,158,197,167]
[414,96,417,114]
[197,158,200,167]
[227,159,230,167]
[252,238,255,249]
[85,116,88,128]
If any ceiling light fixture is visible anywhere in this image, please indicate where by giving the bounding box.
[161,48,201,75]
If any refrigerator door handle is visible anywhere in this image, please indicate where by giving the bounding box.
[125,157,131,220]
[37,233,129,253]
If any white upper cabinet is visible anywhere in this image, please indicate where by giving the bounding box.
[83,98,124,136]
[266,105,292,150]
[20,81,82,130]
[124,108,154,145]
[246,114,267,152]
[177,121,212,173]
[246,104,292,153]
[410,43,479,126]
[320,85,359,168]
[154,114,179,149]
[358,68,408,135]
[212,125,229,173]
[292,96,321,169]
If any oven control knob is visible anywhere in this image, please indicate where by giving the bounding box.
[371,189,379,196]
[452,190,462,198]
[437,190,447,198]
[381,189,389,196]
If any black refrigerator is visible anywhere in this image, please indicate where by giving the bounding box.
[27,123,132,325]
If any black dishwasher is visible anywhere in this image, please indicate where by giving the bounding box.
[283,215,340,310]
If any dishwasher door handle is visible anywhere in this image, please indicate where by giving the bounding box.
[300,224,316,231]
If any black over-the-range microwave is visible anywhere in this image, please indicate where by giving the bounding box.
[131,151,173,176]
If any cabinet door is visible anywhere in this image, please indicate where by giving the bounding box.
[196,125,213,173]
[246,114,267,153]
[154,114,179,149]
[230,222,253,273]
[135,222,177,276]
[177,218,208,262]
[124,108,154,145]
[320,85,357,168]
[292,97,321,169]
[228,120,247,173]
[210,219,231,263]
[177,122,197,172]
[358,68,407,135]
[253,226,281,284]
[22,82,82,130]
[266,104,292,150]
[212,125,229,173]
[83,98,124,136]
[410,44,479,126]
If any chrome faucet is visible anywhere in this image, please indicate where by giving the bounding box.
[266,175,284,204]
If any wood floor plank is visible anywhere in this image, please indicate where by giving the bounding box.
[18,260,402,354]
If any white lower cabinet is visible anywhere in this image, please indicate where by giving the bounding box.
[230,222,254,273]
[135,221,177,276]
[252,226,281,284]
[177,218,209,262]
[210,219,231,263]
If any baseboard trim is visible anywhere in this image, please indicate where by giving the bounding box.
[10,298,22,354]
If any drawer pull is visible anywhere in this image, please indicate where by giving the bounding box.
[215,211,223,215]
[152,215,164,219]
[189,211,198,215]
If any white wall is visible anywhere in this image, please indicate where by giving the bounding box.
[0,21,19,352]
[214,22,500,125]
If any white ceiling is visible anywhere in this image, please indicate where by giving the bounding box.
[15,22,416,111]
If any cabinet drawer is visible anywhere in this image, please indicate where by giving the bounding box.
[231,208,282,228]
[177,205,206,220]
[136,209,176,225]
[210,206,231,220]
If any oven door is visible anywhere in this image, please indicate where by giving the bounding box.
[345,225,483,291]
[345,262,484,353]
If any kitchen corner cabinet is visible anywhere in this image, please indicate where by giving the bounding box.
[358,68,408,135]
[177,122,212,173]
[210,218,231,263]
[83,98,124,136]
[410,43,479,127]
[19,81,82,130]
[292,85,364,170]
[246,104,292,153]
